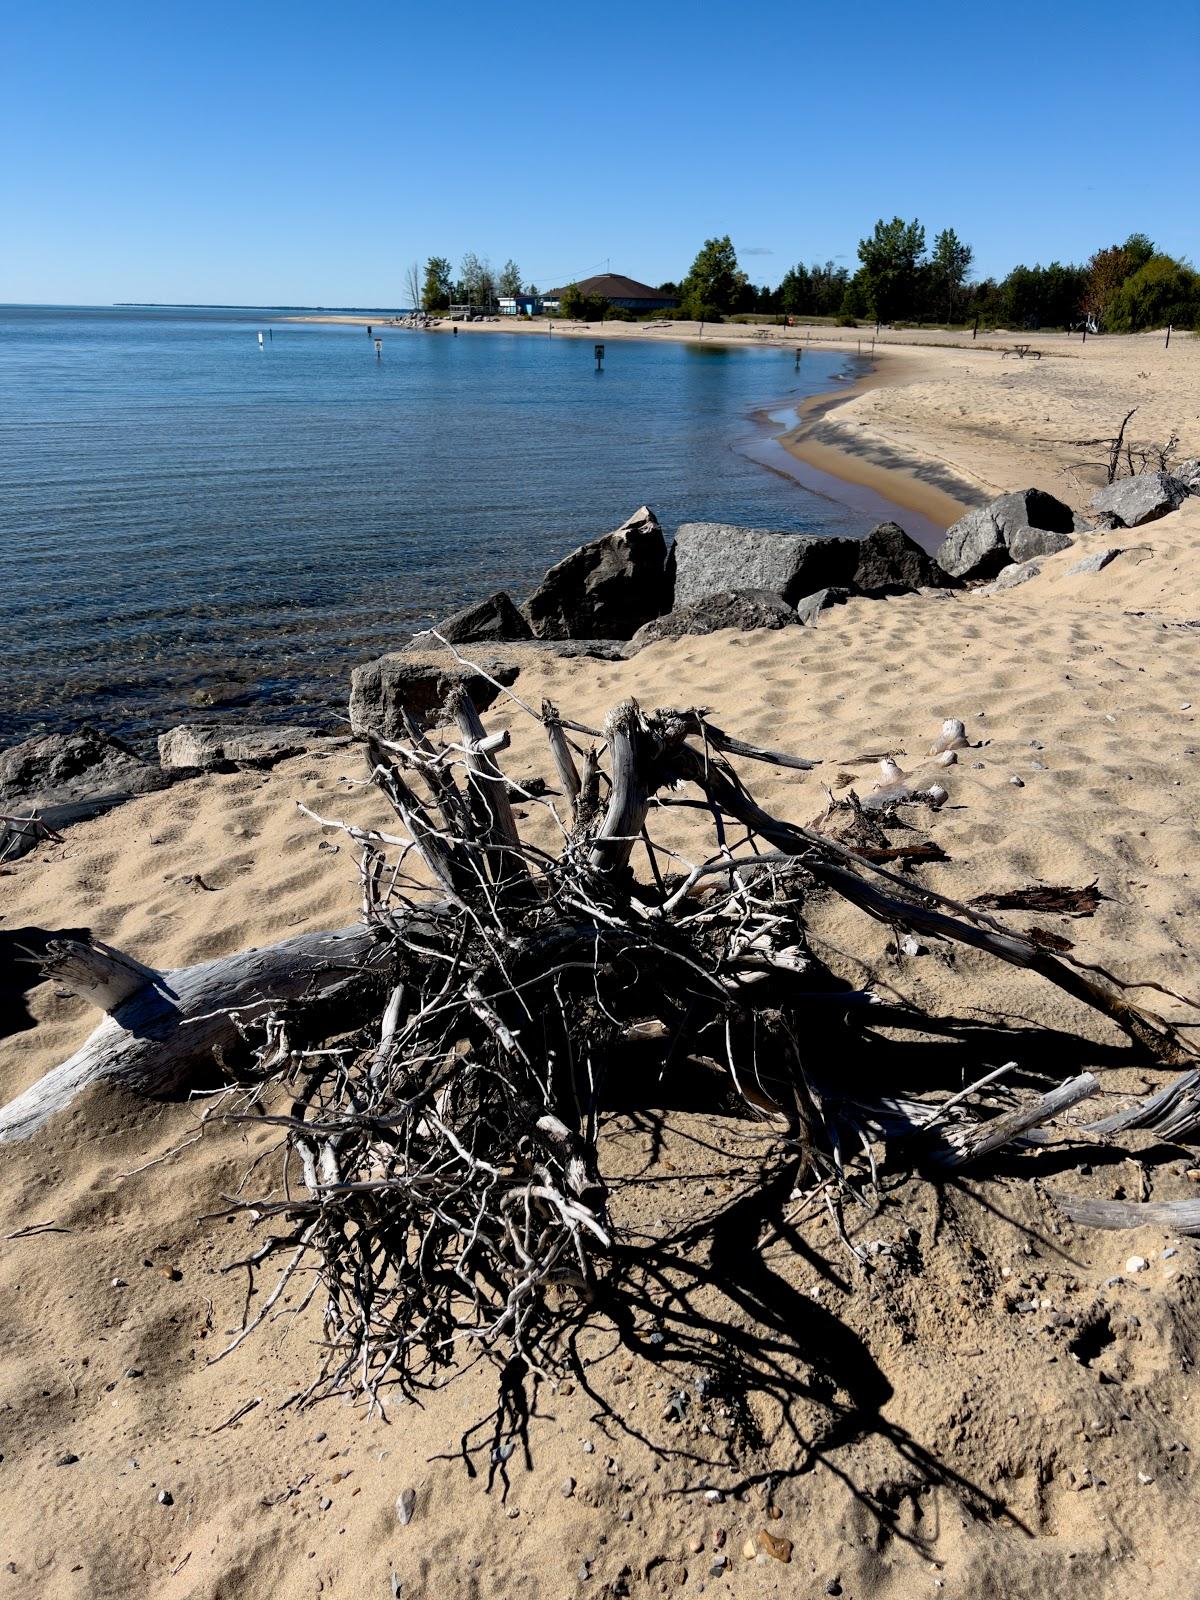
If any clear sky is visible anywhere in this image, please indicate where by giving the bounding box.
[4,0,1197,306]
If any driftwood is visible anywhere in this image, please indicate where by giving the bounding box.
[6,685,1199,1403]
[0,925,389,1144]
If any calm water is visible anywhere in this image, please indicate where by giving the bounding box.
[0,305,887,747]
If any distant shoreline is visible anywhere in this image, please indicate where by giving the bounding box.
[286,311,977,532]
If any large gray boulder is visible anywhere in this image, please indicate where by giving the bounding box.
[936,489,1075,580]
[1008,525,1074,564]
[0,727,164,804]
[433,591,532,645]
[626,589,797,652]
[524,506,669,640]
[0,727,173,861]
[349,656,518,739]
[851,521,954,594]
[157,723,326,772]
[1089,472,1189,527]
[671,523,856,609]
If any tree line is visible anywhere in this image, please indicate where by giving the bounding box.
[407,228,1199,332]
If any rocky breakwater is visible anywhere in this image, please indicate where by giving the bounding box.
[933,466,1199,592]
[1,722,340,863]
[347,507,958,743]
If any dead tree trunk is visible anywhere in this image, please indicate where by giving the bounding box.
[0,924,390,1144]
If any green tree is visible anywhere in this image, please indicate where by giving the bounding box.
[930,228,974,321]
[680,235,748,320]
[856,217,927,322]
[460,251,495,308]
[1083,243,1135,327]
[421,255,453,312]
[778,262,812,316]
[1121,233,1156,274]
[559,283,610,320]
[499,259,523,297]
[1107,254,1200,331]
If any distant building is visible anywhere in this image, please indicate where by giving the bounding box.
[498,294,541,316]
[541,274,679,314]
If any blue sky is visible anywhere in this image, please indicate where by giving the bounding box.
[4,0,1197,306]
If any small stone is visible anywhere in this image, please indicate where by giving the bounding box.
[1126,1256,1148,1274]
[313,1431,327,1443]
[491,1442,515,1463]
[703,1489,723,1503]
[713,1529,726,1549]
[157,1490,173,1506]
[826,1583,844,1597]
[755,1529,792,1564]
[1010,775,1025,787]
[689,1536,704,1553]
[124,1367,144,1379]
[620,1509,632,1523]
[319,1496,332,1511]
[55,1453,79,1467]
[581,1440,594,1454]
[160,1266,182,1282]
[900,935,927,956]
[742,1539,757,1560]
[767,1505,782,1521]
[710,1557,728,1577]
[396,1487,417,1525]
[111,1277,128,1289]
[1138,1472,1154,1484]
[561,1477,576,1498]
[578,1559,591,1581]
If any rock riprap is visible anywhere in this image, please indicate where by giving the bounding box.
[523,506,669,640]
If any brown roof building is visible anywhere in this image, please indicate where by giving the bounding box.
[541,274,679,312]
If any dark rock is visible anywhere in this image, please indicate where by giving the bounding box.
[625,589,797,652]
[1008,525,1074,563]
[432,591,532,645]
[0,728,173,861]
[524,506,669,640]
[1092,510,1126,532]
[851,521,954,594]
[157,723,326,772]
[936,488,1075,580]
[1089,472,1188,527]
[671,523,856,609]
[0,727,164,805]
[349,656,518,738]
[795,586,853,625]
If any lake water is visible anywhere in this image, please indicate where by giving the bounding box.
[1,305,901,747]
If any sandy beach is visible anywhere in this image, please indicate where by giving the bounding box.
[3,335,1200,1598]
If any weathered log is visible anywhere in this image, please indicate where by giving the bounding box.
[1052,1194,1200,1234]
[935,1072,1098,1167]
[542,699,582,811]
[0,924,389,1144]
[449,689,527,885]
[589,700,656,873]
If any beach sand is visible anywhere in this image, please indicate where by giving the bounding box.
[3,340,1200,1598]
